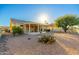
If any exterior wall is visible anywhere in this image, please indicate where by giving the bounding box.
[10,19,12,32]
[30,24,38,32]
[10,19,21,32]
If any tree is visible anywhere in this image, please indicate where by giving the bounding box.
[55,15,79,32]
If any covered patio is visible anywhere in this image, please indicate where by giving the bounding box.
[20,24,47,33]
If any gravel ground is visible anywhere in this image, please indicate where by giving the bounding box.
[0,35,12,55]
[54,33,79,55]
[1,33,79,55]
[7,34,67,55]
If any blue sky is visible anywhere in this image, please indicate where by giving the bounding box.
[0,4,79,26]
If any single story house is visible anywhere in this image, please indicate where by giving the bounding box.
[10,18,53,33]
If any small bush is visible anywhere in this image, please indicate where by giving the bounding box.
[12,26,24,36]
[38,35,55,44]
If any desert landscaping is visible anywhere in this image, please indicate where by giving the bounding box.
[0,32,79,55]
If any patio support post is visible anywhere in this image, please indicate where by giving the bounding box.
[42,25,44,32]
[29,24,30,32]
[38,24,39,32]
[24,24,26,33]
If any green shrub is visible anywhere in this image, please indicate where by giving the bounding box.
[12,26,24,36]
[38,35,55,44]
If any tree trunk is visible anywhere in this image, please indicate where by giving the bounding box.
[64,29,67,32]
[63,28,68,33]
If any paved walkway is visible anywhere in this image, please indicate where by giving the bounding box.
[2,33,79,55]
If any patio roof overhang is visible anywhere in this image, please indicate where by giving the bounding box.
[11,18,48,25]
